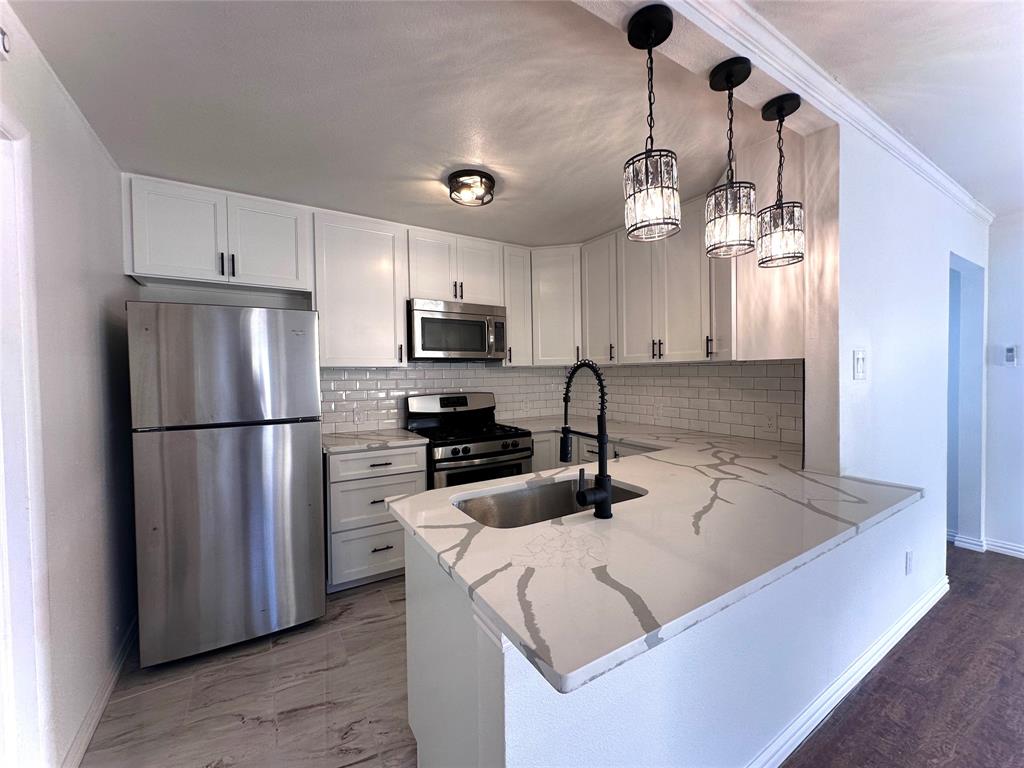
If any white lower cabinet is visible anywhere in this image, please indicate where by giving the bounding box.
[325,445,426,591]
[330,523,406,588]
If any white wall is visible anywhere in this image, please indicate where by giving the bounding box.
[837,126,989,586]
[735,130,806,362]
[985,211,1024,557]
[1,4,138,765]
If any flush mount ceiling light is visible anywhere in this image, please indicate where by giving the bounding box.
[623,4,680,242]
[705,57,757,259]
[448,170,495,207]
[756,94,805,268]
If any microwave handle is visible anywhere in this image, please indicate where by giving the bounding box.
[486,317,496,356]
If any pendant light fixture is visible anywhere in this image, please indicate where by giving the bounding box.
[756,94,805,267]
[623,4,680,242]
[705,57,757,259]
[448,169,495,207]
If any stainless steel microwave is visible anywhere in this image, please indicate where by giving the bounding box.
[407,298,507,361]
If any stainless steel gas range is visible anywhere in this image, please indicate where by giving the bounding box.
[405,392,532,488]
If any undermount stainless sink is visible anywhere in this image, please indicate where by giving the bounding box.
[454,477,648,529]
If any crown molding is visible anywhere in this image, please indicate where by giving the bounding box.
[660,0,996,225]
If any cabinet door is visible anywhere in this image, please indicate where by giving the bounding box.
[709,258,736,361]
[458,237,504,305]
[227,195,312,290]
[408,228,457,301]
[531,246,582,366]
[131,177,228,281]
[616,233,656,364]
[316,212,408,367]
[503,246,533,366]
[655,198,711,362]
[581,232,618,365]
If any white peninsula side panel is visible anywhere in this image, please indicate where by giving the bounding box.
[404,495,940,768]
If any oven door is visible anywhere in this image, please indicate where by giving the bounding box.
[408,299,505,360]
[432,450,533,489]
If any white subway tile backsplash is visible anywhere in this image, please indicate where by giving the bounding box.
[318,359,804,444]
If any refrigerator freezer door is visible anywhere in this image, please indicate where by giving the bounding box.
[133,420,325,666]
[128,301,321,429]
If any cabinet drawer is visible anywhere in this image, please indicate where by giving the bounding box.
[328,446,426,482]
[330,523,405,587]
[329,473,425,533]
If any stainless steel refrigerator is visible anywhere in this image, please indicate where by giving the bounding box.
[127,301,325,666]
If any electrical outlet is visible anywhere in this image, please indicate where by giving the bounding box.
[905,550,913,575]
[765,414,778,433]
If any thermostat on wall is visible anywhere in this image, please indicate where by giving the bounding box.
[1005,345,1020,367]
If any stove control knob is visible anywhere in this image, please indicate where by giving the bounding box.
[450,448,460,457]
[511,440,520,448]
[461,446,471,455]
[501,441,510,450]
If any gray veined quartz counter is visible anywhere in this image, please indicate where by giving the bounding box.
[387,432,923,693]
[321,428,428,455]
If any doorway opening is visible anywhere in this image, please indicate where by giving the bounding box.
[947,254,986,550]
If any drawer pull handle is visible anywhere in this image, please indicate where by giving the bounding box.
[371,544,395,554]
[369,462,393,468]
[586,449,599,455]
[369,498,385,505]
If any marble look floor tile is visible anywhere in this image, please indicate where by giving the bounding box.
[111,635,272,703]
[81,678,192,768]
[84,579,417,768]
[272,588,396,650]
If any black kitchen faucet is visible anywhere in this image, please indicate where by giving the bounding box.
[559,359,613,519]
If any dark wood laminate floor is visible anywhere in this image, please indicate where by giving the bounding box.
[784,544,1024,768]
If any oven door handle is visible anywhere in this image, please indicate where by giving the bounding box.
[434,449,533,470]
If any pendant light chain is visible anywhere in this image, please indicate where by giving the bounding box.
[775,118,785,207]
[645,47,656,153]
[726,88,736,185]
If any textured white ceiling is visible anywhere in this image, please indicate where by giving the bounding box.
[12,0,790,245]
[748,0,1024,215]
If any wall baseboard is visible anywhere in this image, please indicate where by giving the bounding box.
[985,538,1024,560]
[746,575,949,768]
[952,533,987,552]
[60,621,135,768]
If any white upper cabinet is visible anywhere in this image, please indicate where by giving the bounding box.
[128,175,313,291]
[581,232,618,365]
[227,195,312,290]
[616,233,657,364]
[457,237,503,306]
[315,211,408,367]
[130,176,228,282]
[654,198,711,362]
[531,245,581,366]
[503,246,533,366]
[408,228,458,301]
[709,259,736,361]
[408,230,503,305]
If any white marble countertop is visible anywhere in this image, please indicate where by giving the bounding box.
[322,428,428,455]
[387,431,922,693]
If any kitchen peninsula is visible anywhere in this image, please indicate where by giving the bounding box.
[388,429,938,768]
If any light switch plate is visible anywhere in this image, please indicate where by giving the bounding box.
[853,348,867,381]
